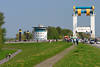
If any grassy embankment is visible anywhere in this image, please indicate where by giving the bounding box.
[0,41,72,67]
[54,43,100,67]
[0,49,16,60]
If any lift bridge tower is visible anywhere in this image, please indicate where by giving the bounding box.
[73,5,95,39]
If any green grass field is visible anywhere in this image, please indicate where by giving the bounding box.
[0,42,72,67]
[0,49,16,60]
[54,43,100,67]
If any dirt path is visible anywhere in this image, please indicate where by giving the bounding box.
[34,45,75,67]
[0,49,22,64]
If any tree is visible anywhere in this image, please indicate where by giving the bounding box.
[0,12,5,44]
[61,29,72,36]
[56,26,62,39]
[47,26,72,39]
[47,26,59,39]
[78,32,90,39]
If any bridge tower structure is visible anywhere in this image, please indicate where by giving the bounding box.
[73,6,95,39]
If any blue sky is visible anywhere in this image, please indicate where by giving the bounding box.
[0,0,99,38]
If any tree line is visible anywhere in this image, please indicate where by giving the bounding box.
[47,26,90,39]
[47,26,72,39]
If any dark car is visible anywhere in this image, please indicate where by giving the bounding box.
[90,40,95,44]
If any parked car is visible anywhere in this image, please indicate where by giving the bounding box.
[96,41,100,44]
[90,40,95,44]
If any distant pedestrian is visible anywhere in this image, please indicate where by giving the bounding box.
[74,38,76,45]
[49,40,51,43]
[56,39,58,42]
[8,53,11,59]
[37,39,38,43]
[76,38,79,45]
[72,39,75,45]
[94,38,97,44]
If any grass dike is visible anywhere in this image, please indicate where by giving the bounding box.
[53,43,100,67]
[0,41,72,67]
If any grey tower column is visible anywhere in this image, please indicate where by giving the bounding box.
[91,15,95,38]
[73,15,77,38]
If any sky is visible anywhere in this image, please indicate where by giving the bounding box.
[0,0,99,38]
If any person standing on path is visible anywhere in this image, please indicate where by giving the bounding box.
[74,38,76,45]
[73,38,79,46]
[76,38,79,45]
[8,53,11,59]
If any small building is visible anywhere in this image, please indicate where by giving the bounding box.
[33,25,47,41]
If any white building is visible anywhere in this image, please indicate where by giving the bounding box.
[33,25,47,41]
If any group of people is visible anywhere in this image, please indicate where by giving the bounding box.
[64,37,79,45]
[72,38,79,45]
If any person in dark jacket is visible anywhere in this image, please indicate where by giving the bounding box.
[76,38,79,45]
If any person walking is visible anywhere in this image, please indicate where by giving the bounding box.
[8,53,11,59]
[76,38,79,45]
[73,38,76,45]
